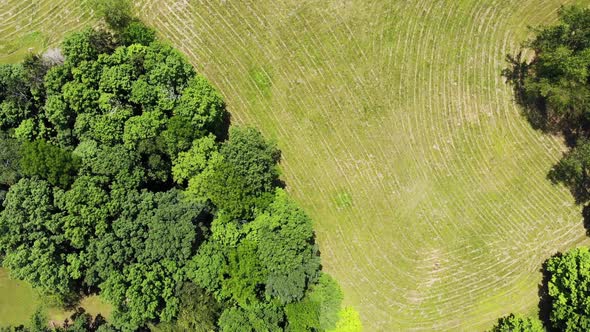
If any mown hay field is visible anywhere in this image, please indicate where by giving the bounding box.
[2,0,590,330]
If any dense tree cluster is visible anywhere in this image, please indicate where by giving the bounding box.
[0,15,354,331]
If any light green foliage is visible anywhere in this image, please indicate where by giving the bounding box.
[86,108,134,145]
[62,81,100,114]
[123,110,166,149]
[142,42,196,96]
[172,134,218,184]
[546,247,590,331]
[99,64,135,96]
[490,313,544,332]
[13,118,37,142]
[174,76,225,135]
[327,307,363,332]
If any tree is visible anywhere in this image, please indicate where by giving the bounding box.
[119,21,156,46]
[327,307,363,332]
[490,313,544,332]
[0,64,33,129]
[218,303,284,332]
[546,247,590,331]
[20,140,80,188]
[172,134,218,184]
[61,28,115,66]
[247,189,320,304]
[186,126,280,219]
[89,0,132,30]
[101,260,182,331]
[174,76,226,136]
[173,282,221,332]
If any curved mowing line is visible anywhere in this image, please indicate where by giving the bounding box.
[2,0,590,330]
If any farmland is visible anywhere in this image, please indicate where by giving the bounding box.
[2,0,590,330]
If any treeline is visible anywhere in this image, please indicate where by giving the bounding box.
[0,4,361,332]
[495,5,590,332]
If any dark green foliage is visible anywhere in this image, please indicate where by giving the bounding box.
[89,0,132,30]
[0,21,338,331]
[0,132,21,189]
[490,313,544,332]
[175,283,221,332]
[507,5,590,134]
[20,140,79,188]
[62,28,115,66]
[218,303,284,332]
[30,308,48,332]
[546,247,590,331]
[188,189,321,330]
[119,21,156,46]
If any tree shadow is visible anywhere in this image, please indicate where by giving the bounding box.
[581,204,590,236]
[537,258,554,331]
[502,52,550,133]
[216,109,232,142]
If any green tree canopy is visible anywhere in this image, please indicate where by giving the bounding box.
[0,20,341,331]
[490,313,544,332]
[546,247,590,331]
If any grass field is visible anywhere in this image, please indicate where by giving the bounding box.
[0,268,38,326]
[0,268,111,327]
[2,0,590,330]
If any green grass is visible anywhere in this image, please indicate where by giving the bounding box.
[0,268,38,326]
[3,0,590,330]
[0,268,111,327]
